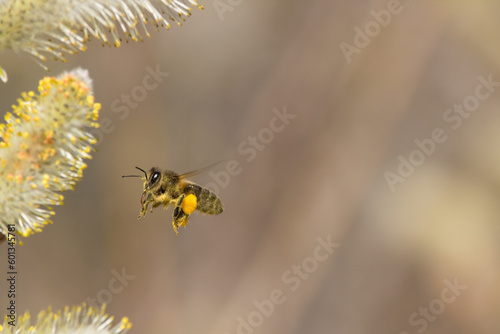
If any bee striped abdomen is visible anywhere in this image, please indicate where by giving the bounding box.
[184,184,223,215]
[197,188,224,215]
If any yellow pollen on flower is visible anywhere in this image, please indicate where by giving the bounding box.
[86,95,94,106]
[121,317,132,329]
[92,106,100,120]
[42,174,50,188]
[20,229,33,237]
[45,130,54,142]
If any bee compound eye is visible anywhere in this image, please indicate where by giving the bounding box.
[151,172,160,184]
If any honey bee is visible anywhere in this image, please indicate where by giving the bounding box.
[122,165,224,235]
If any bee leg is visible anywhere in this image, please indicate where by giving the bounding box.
[138,202,150,218]
[172,194,193,235]
[139,199,162,218]
[138,192,155,218]
[181,192,198,215]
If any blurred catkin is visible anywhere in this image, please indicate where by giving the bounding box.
[0,68,100,237]
[0,0,202,76]
[0,303,132,333]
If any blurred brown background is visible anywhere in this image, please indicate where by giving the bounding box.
[1,0,500,333]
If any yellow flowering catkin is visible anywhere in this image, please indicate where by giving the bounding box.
[0,303,131,333]
[0,0,203,71]
[0,68,100,237]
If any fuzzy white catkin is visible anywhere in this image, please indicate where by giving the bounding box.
[0,68,100,237]
[0,0,202,72]
[0,303,132,333]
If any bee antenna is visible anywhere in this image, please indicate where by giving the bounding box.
[135,166,148,181]
[122,174,141,178]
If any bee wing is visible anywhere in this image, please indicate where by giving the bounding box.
[179,161,224,180]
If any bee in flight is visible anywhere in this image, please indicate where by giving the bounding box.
[122,165,224,235]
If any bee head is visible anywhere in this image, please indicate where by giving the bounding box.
[122,166,162,207]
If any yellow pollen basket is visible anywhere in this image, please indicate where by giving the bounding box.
[181,194,197,215]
